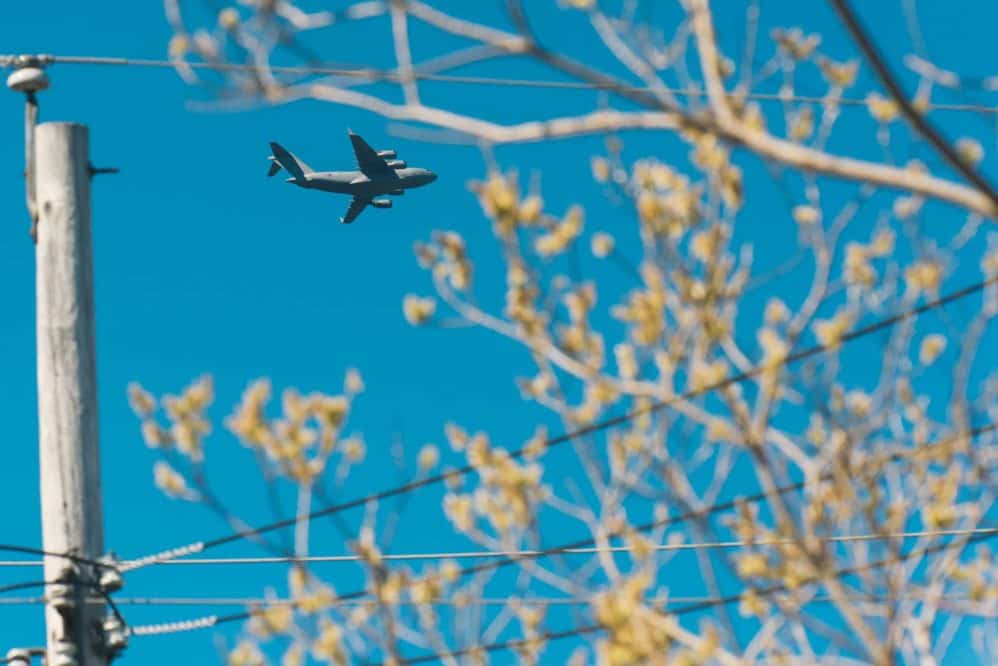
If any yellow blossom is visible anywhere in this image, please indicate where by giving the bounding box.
[281,389,308,424]
[440,559,461,583]
[765,298,790,325]
[737,552,769,578]
[314,395,348,428]
[706,418,737,444]
[249,603,293,638]
[818,57,858,88]
[141,420,169,448]
[184,375,213,410]
[846,390,872,417]
[905,260,942,296]
[637,191,661,225]
[518,196,543,224]
[342,437,365,462]
[522,425,548,460]
[866,92,899,123]
[591,156,610,182]
[445,422,468,451]
[742,102,766,132]
[690,229,721,263]
[758,328,789,367]
[282,643,304,666]
[789,106,814,141]
[168,34,189,58]
[153,462,195,500]
[956,138,984,165]
[313,619,346,663]
[870,228,895,256]
[355,525,382,566]
[402,295,436,325]
[476,173,518,218]
[923,503,957,530]
[218,8,240,29]
[591,232,615,258]
[792,205,820,225]
[772,27,820,60]
[626,532,655,561]
[689,359,728,391]
[894,195,924,219]
[228,639,264,666]
[919,334,947,365]
[720,164,743,209]
[806,414,825,447]
[738,588,768,617]
[844,242,875,286]
[344,368,364,394]
[127,382,156,417]
[417,444,439,471]
[444,494,474,531]
[813,310,852,348]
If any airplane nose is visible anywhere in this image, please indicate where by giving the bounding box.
[426,171,437,184]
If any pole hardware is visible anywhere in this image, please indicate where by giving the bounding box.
[5,55,51,243]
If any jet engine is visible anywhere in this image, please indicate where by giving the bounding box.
[377,150,397,159]
[372,199,393,209]
[385,159,407,169]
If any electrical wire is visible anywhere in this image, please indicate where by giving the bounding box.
[1,54,995,114]
[125,422,996,637]
[391,528,998,665]
[0,580,47,596]
[7,526,998,568]
[0,593,988,608]
[123,275,998,573]
[0,544,115,570]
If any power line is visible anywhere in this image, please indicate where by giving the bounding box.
[7,527,998,568]
[0,580,48,596]
[0,593,986,608]
[125,422,996,637]
[124,276,997,573]
[392,528,998,665]
[0,545,115,571]
[1,54,996,114]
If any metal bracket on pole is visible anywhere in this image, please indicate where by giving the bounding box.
[46,564,81,666]
[4,649,32,666]
[100,615,128,660]
[95,553,123,593]
[4,648,45,666]
[4,55,50,244]
[95,553,127,661]
[89,164,120,177]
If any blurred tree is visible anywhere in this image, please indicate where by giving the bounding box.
[132,1,998,664]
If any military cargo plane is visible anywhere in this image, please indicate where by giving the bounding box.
[267,130,437,224]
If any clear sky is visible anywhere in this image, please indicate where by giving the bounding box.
[1,1,996,664]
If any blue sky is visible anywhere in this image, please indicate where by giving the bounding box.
[1,1,996,664]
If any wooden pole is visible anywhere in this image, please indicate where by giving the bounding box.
[34,122,106,666]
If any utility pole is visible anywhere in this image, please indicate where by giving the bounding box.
[6,57,124,666]
[34,121,107,666]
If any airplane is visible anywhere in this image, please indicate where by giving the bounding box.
[266,130,437,225]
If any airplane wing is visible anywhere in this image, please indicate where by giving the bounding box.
[348,131,397,178]
[340,196,370,224]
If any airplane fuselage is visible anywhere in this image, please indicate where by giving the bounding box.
[292,168,436,197]
[268,132,436,223]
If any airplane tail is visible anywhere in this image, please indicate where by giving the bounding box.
[268,142,313,184]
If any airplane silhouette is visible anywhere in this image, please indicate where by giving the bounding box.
[267,130,437,224]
